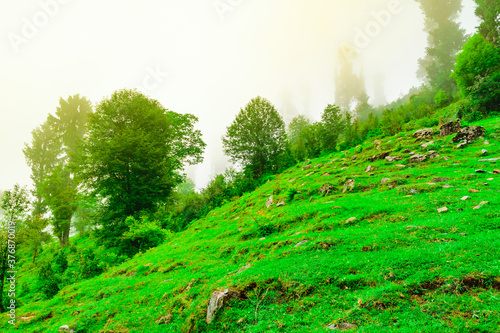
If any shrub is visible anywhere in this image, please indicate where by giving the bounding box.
[121,216,168,257]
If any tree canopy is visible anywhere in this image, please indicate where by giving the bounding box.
[81,89,205,243]
[222,96,289,178]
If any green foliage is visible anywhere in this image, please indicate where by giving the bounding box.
[53,250,68,274]
[222,96,288,179]
[434,90,450,108]
[319,104,345,152]
[36,262,60,299]
[121,216,168,257]
[81,89,205,246]
[453,34,500,94]
[474,0,500,45]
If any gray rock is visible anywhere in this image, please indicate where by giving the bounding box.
[475,169,487,174]
[439,119,461,137]
[481,149,488,156]
[319,184,335,195]
[452,126,485,144]
[411,154,427,163]
[385,155,402,162]
[365,165,374,173]
[413,128,434,139]
[276,201,286,207]
[369,151,391,162]
[302,164,312,171]
[328,322,359,330]
[343,179,355,193]
[421,141,435,148]
[206,289,246,324]
[266,196,274,208]
[295,240,309,247]
[381,178,391,184]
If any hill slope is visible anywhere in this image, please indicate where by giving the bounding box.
[5,117,500,332]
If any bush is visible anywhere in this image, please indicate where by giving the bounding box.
[36,262,60,299]
[121,216,168,257]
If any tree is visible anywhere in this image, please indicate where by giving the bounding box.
[222,96,288,179]
[24,95,92,246]
[474,0,500,45]
[318,104,345,152]
[288,115,312,161]
[81,89,205,245]
[0,185,30,312]
[334,46,366,111]
[416,0,466,94]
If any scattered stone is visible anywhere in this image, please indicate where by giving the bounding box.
[302,164,312,171]
[386,155,402,162]
[395,164,406,168]
[314,163,324,168]
[494,170,500,175]
[410,189,419,195]
[365,165,374,173]
[295,240,309,247]
[341,167,347,170]
[381,178,391,184]
[409,151,416,155]
[319,184,335,195]
[403,148,410,153]
[266,196,274,209]
[206,289,246,324]
[442,184,453,189]
[452,126,485,144]
[306,172,314,177]
[443,156,450,161]
[479,158,500,162]
[406,225,426,230]
[289,178,297,183]
[475,169,487,174]
[345,217,357,224]
[481,149,488,156]
[438,207,448,213]
[369,151,391,162]
[473,201,489,210]
[413,128,434,139]
[59,326,71,332]
[276,201,286,207]
[322,173,331,177]
[488,178,494,181]
[485,140,490,145]
[457,143,467,149]
[328,322,359,331]
[421,141,435,148]
[309,197,314,203]
[468,189,480,193]
[155,314,173,325]
[237,264,251,274]
[432,177,451,182]
[439,119,461,137]
[343,179,355,193]
[259,237,266,241]
[369,173,375,176]
[428,151,440,159]
[411,154,427,163]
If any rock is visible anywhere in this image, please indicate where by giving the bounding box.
[319,184,335,195]
[421,141,435,148]
[206,289,246,324]
[468,189,480,193]
[395,164,406,168]
[276,201,286,207]
[413,128,434,139]
[485,140,490,145]
[368,151,391,162]
[155,314,173,324]
[266,196,274,208]
[473,201,489,210]
[409,151,416,155]
[385,156,402,162]
[437,207,448,213]
[237,264,251,274]
[432,177,451,182]
[345,217,357,224]
[475,169,487,174]
[494,170,500,175]
[343,179,355,193]
[406,225,426,230]
[328,322,359,330]
[314,163,324,168]
[480,158,500,162]
[59,326,74,333]
[295,240,308,247]
[365,165,374,173]
[322,173,331,177]
[461,196,470,201]
[381,178,391,184]
[481,149,488,156]
[410,189,419,195]
[411,154,427,163]
[403,148,410,153]
[439,119,461,137]
[428,151,440,159]
[452,126,485,144]
[442,184,453,188]
[302,164,312,171]
[457,143,467,149]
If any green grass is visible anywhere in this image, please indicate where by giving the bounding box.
[3,117,500,332]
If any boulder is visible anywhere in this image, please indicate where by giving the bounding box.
[266,196,274,208]
[385,156,402,162]
[365,165,374,173]
[411,154,427,163]
[413,128,434,139]
[452,126,485,144]
[343,179,355,193]
[206,289,246,324]
[439,119,461,137]
[369,151,392,162]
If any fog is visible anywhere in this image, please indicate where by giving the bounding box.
[0,0,479,191]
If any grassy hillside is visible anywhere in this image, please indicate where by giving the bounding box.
[4,117,500,332]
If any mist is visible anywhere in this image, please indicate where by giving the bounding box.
[0,0,479,191]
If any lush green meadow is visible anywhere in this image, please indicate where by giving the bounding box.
[4,117,500,332]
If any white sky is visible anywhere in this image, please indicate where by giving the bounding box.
[0,0,479,191]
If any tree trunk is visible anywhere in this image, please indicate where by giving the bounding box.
[32,248,38,263]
